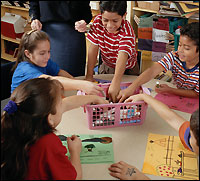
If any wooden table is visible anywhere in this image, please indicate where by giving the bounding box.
[57,74,191,180]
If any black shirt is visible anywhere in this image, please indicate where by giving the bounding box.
[29,1,92,24]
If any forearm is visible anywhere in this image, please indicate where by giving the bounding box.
[62,95,100,112]
[39,74,86,91]
[70,153,82,180]
[141,94,185,131]
[129,63,164,90]
[170,88,199,98]
[86,43,99,78]
[58,69,74,79]
[112,52,127,85]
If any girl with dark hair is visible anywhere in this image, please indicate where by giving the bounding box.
[11,30,103,95]
[1,78,108,180]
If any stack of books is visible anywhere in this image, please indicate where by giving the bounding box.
[158,1,199,20]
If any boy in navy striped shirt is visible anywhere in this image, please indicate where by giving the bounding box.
[118,22,199,103]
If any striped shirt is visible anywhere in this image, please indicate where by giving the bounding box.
[158,51,199,95]
[87,15,137,69]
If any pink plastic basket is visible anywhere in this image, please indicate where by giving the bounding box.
[77,82,150,130]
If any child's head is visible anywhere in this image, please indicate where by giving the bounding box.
[189,109,199,155]
[178,22,199,64]
[1,78,64,180]
[99,1,127,34]
[13,30,50,71]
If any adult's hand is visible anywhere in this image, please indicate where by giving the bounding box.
[31,19,42,30]
[75,20,87,32]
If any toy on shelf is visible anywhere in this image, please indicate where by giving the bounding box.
[77,82,150,130]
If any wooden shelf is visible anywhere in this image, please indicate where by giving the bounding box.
[132,7,158,14]
[1,4,29,11]
[1,52,17,62]
[1,35,20,44]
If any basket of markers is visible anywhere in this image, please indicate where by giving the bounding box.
[77,82,150,130]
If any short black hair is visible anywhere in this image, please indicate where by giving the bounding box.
[180,22,199,52]
[99,1,127,16]
[190,109,199,147]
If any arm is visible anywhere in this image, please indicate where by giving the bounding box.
[67,135,82,180]
[155,84,199,98]
[109,51,128,102]
[118,62,164,103]
[39,74,103,95]
[125,94,186,131]
[85,42,99,82]
[29,2,42,30]
[58,69,74,79]
[62,95,109,113]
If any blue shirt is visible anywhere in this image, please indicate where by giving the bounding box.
[11,59,60,93]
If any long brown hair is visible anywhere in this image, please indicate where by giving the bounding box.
[12,30,50,72]
[1,78,64,180]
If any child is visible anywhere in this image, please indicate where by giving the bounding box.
[85,1,139,103]
[1,77,109,180]
[11,29,103,95]
[108,93,199,180]
[118,22,199,103]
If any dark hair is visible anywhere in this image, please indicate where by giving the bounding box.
[180,22,199,52]
[1,78,64,180]
[190,109,199,147]
[99,1,127,16]
[12,30,50,72]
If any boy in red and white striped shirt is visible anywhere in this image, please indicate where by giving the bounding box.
[118,22,199,103]
[85,1,139,102]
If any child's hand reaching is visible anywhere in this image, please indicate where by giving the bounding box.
[155,84,172,94]
[108,161,150,180]
[124,94,144,103]
[67,135,82,155]
[80,80,104,95]
[91,95,109,105]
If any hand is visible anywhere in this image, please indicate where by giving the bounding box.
[117,86,137,103]
[108,161,150,180]
[91,95,109,105]
[67,135,82,155]
[124,94,144,103]
[75,20,87,32]
[155,84,172,94]
[31,19,42,30]
[81,80,104,95]
[108,82,120,103]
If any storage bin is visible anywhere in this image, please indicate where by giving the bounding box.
[78,82,150,130]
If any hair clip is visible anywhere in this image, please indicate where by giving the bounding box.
[3,100,18,115]
[27,29,37,35]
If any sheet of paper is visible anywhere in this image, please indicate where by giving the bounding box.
[58,134,114,164]
[155,93,199,114]
[142,133,199,180]
[152,28,169,43]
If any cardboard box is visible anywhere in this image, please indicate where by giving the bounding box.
[137,1,160,12]
[1,12,27,39]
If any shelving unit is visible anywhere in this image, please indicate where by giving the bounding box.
[132,1,199,73]
[1,4,31,62]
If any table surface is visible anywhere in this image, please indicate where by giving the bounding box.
[57,74,191,180]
